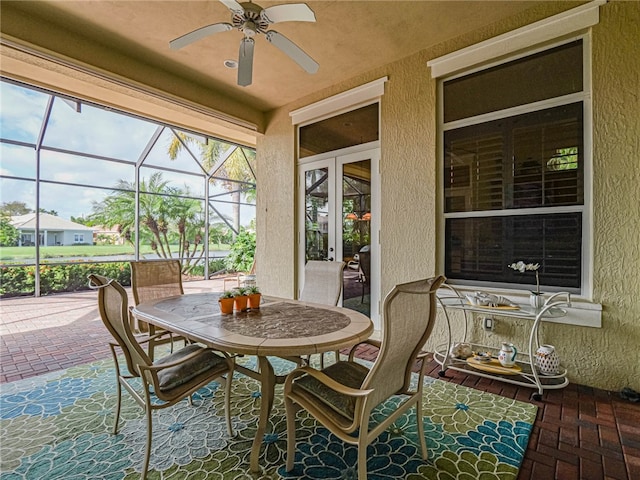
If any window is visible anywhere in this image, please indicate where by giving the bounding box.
[299,103,379,158]
[74,234,84,243]
[441,39,588,294]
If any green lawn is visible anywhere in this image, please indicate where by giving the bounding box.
[0,244,230,262]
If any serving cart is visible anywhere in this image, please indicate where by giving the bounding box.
[435,286,571,401]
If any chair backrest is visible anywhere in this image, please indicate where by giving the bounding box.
[299,260,346,306]
[247,259,256,275]
[362,275,446,408]
[89,274,153,377]
[130,260,183,305]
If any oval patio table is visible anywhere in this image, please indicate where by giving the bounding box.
[132,293,374,473]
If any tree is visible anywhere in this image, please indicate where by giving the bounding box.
[224,228,256,273]
[89,179,136,248]
[89,172,206,274]
[213,146,256,238]
[71,215,92,226]
[209,222,233,248]
[0,202,58,217]
[0,201,31,216]
[38,208,58,216]
[0,215,19,247]
[167,134,256,239]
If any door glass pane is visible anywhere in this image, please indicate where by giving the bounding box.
[341,159,371,317]
[304,168,329,261]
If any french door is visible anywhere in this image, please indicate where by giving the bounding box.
[298,148,380,325]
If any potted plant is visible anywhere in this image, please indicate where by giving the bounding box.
[233,287,249,312]
[508,261,543,308]
[218,290,235,314]
[246,285,261,309]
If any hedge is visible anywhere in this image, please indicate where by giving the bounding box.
[0,262,131,298]
[0,258,231,298]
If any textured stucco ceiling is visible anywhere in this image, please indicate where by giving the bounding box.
[3,1,547,112]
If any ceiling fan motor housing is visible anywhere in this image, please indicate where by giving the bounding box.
[233,2,269,36]
[170,0,318,86]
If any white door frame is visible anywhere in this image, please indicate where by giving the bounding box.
[297,146,381,327]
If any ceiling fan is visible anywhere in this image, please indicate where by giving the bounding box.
[170,0,319,87]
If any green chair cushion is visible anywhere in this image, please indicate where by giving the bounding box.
[294,361,370,419]
[156,344,226,392]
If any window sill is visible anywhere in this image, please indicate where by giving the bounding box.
[439,285,602,328]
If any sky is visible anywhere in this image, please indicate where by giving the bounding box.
[0,80,255,225]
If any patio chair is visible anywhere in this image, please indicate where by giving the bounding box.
[346,253,359,271]
[358,249,371,303]
[130,260,185,359]
[299,260,345,306]
[223,259,256,291]
[284,275,446,480]
[299,260,346,368]
[88,274,234,480]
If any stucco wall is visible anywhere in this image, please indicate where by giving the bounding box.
[257,1,640,391]
[254,109,297,299]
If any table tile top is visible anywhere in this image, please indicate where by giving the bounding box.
[133,293,373,357]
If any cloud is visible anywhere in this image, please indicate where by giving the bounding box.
[1,79,255,226]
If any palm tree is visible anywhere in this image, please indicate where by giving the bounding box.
[89,172,204,273]
[167,133,256,239]
[89,178,137,247]
[215,146,256,238]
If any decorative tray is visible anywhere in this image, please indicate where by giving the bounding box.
[467,304,520,310]
[466,356,522,375]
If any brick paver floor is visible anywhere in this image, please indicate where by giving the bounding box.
[1,281,639,479]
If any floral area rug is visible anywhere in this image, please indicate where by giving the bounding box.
[0,355,536,479]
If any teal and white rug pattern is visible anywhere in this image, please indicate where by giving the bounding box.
[0,356,536,479]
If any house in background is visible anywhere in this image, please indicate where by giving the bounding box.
[10,213,95,246]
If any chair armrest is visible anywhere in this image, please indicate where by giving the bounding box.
[284,366,373,398]
[346,339,381,361]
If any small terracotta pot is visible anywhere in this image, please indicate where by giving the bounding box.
[218,297,234,314]
[234,295,248,312]
[248,293,261,309]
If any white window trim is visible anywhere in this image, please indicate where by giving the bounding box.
[431,9,601,328]
[427,0,604,78]
[290,77,388,126]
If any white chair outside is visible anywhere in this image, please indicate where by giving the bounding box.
[300,260,346,367]
[299,260,345,305]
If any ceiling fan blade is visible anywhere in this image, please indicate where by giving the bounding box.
[219,0,245,15]
[238,37,254,87]
[261,3,316,24]
[169,23,232,50]
[266,30,318,74]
